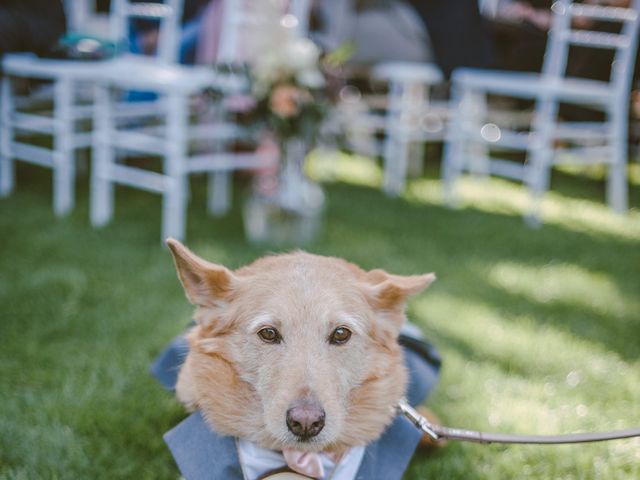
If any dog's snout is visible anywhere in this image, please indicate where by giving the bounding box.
[286,400,325,439]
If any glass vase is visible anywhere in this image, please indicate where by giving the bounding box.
[243,137,325,246]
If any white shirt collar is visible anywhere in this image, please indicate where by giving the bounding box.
[236,438,365,480]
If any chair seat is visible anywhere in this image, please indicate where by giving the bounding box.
[373,61,443,84]
[2,53,114,80]
[2,54,247,94]
[102,56,247,94]
[453,68,612,106]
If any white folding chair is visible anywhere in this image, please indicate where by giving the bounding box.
[90,0,312,242]
[374,62,446,195]
[0,0,219,217]
[66,0,112,38]
[442,0,640,224]
[0,0,114,215]
[337,62,446,196]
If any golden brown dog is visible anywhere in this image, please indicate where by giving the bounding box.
[167,239,435,455]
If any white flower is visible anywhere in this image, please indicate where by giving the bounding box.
[284,38,320,72]
[296,68,325,89]
[254,51,283,82]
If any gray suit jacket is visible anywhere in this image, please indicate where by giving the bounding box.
[152,332,440,480]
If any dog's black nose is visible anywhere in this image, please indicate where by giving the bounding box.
[286,400,325,439]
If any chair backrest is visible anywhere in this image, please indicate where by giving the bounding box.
[109,0,184,64]
[217,0,312,63]
[543,0,640,95]
[64,0,112,37]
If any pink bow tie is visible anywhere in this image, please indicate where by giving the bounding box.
[282,449,325,479]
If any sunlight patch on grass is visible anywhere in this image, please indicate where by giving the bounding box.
[556,161,640,188]
[412,291,639,388]
[631,161,640,186]
[406,177,529,216]
[488,261,639,318]
[413,289,640,478]
[405,176,640,241]
[429,346,637,450]
[471,368,576,436]
[554,163,608,181]
[305,150,382,188]
[306,151,640,243]
[541,190,640,240]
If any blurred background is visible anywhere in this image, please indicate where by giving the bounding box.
[1,0,639,478]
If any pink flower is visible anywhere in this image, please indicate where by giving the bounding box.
[270,84,309,118]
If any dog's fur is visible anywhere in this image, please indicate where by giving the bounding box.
[167,239,435,454]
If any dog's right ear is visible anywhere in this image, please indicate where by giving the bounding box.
[166,238,236,307]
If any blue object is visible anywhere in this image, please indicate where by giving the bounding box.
[164,411,245,479]
[125,13,202,102]
[151,333,189,391]
[164,410,423,480]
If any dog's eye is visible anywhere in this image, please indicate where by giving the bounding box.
[329,327,352,345]
[257,327,281,344]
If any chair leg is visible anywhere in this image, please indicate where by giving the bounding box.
[53,78,75,216]
[90,83,115,227]
[466,91,490,179]
[163,174,188,242]
[382,79,409,196]
[525,96,557,226]
[382,135,409,196]
[442,141,461,207]
[442,83,468,207]
[607,106,628,214]
[163,93,189,241]
[205,101,232,216]
[207,171,231,216]
[0,75,15,198]
[524,148,552,228]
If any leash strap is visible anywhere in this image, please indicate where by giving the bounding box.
[397,399,640,445]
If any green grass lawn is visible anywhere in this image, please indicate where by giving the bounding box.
[1,156,639,479]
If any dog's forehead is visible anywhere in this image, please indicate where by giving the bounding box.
[235,252,368,312]
[240,251,362,284]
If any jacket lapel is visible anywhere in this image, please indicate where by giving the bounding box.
[164,411,245,480]
[151,334,190,391]
[355,416,422,480]
[165,411,421,480]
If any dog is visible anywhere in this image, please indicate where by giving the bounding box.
[166,238,435,457]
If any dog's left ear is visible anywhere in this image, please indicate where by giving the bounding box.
[166,238,237,307]
[364,269,436,311]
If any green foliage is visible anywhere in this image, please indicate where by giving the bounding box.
[257,89,329,141]
[1,156,639,479]
[322,42,357,70]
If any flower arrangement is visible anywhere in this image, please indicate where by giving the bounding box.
[240,31,331,246]
[221,1,353,146]
[238,3,351,246]
[249,35,330,142]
